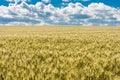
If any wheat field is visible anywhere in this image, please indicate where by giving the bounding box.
[0,26,120,80]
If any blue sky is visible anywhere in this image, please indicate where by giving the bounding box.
[0,0,120,8]
[0,0,120,26]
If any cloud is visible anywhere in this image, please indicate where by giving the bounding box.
[62,0,71,6]
[62,0,71,2]
[6,0,30,4]
[0,2,120,26]
[41,0,51,3]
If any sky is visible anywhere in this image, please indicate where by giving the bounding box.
[0,0,120,26]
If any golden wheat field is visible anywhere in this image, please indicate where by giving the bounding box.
[0,26,120,80]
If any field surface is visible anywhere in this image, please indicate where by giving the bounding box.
[0,26,120,80]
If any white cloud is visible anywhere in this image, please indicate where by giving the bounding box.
[6,0,30,4]
[0,2,120,26]
[41,0,51,3]
[62,0,71,2]
[62,0,71,6]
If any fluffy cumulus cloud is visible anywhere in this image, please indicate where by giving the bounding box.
[0,2,120,26]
